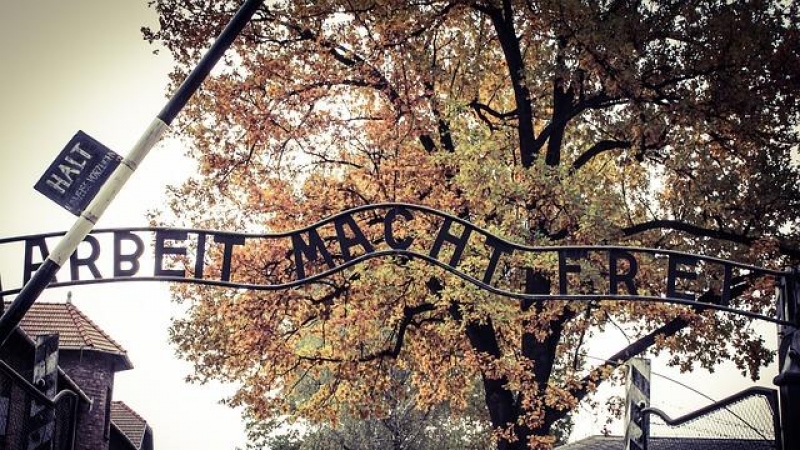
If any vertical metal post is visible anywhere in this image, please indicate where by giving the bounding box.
[27,334,59,450]
[624,357,651,450]
[774,267,800,450]
[0,0,263,348]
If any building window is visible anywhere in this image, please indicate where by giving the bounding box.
[103,386,112,440]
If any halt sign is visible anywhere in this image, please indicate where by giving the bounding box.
[33,131,122,216]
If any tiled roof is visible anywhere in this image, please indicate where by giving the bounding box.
[6,300,132,370]
[557,436,623,450]
[11,300,126,354]
[111,401,149,449]
[557,435,776,450]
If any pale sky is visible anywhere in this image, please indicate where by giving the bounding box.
[0,1,783,449]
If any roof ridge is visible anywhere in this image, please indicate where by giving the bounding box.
[65,302,94,348]
[65,302,127,355]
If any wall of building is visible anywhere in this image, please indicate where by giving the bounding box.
[59,351,116,450]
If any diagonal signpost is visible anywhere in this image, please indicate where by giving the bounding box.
[0,0,263,347]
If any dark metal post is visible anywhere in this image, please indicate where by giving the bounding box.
[624,358,651,450]
[27,334,59,450]
[0,0,262,348]
[775,267,800,450]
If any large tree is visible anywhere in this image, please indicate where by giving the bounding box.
[145,1,800,448]
[245,371,496,450]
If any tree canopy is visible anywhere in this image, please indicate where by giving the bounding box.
[145,1,800,448]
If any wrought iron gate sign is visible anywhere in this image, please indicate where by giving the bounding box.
[0,203,789,324]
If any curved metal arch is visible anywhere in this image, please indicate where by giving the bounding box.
[0,202,789,277]
[0,203,791,326]
[0,250,792,327]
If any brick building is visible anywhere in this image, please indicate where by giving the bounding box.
[0,300,153,450]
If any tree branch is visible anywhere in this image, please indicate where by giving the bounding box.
[469,99,518,120]
[622,220,800,259]
[278,19,403,110]
[545,36,574,167]
[571,140,632,172]
[474,1,538,167]
[425,82,456,153]
[545,284,750,428]
[299,303,436,363]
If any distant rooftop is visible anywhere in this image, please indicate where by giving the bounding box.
[112,401,150,449]
[6,300,133,370]
[557,435,776,450]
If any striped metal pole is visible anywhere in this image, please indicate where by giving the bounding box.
[0,0,263,347]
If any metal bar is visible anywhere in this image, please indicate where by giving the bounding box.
[769,388,784,450]
[56,368,92,408]
[53,389,80,450]
[780,384,800,450]
[0,358,54,407]
[642,386,777,441]
[624,358,650,450]
[158,0,262,124]
[775,268,800,450]
[0,0,262,348]
[0,203,791,277]
[28,335,59,450]
[0,357,83,450]
[0,250,792,326]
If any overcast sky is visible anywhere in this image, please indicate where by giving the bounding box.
[0,1,783,448]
